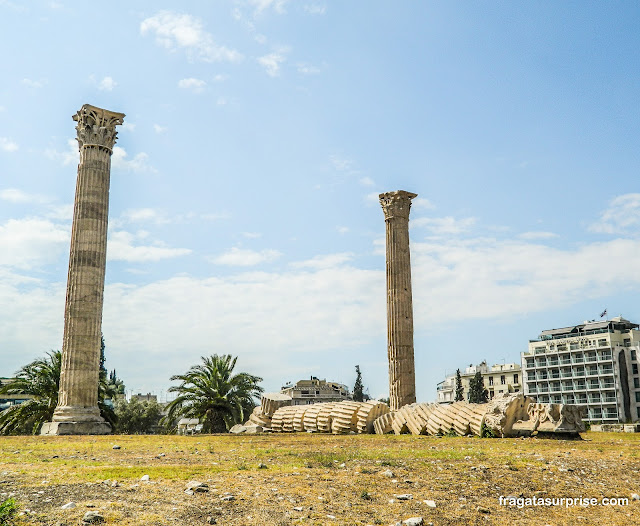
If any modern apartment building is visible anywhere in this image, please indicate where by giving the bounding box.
[0,377,33,411]
[281,376,351,405]
[522,316,640,423]
[437,361,522,403]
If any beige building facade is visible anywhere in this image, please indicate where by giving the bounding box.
[522,316,640,423]
[281,377,350,405]
[437,361,522,403]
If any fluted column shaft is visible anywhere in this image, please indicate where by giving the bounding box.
[52,104,124,424]
[380,191,417,411]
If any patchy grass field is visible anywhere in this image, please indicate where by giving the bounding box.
[0,432,639,525]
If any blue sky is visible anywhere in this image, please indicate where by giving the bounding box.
[1,1,640,402]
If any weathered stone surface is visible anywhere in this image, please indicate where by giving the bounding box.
[42,105,124,436]
[303,404,323,432]
[261,392,292,417]
[230,424,247,434]
[82,511,105,523]
[331,401,361,434]
[380,190,418,411]
[356,401,390,434]
[373,412,395,435]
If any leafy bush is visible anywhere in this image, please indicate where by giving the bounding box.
[0,498,18,525]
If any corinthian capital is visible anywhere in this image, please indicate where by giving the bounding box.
[379,190,418,221]
[73,104,125,153]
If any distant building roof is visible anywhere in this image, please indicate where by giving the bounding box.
[539,317,638,339]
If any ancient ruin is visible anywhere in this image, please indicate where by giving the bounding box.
[379,190,418,410]
[252,393,585,437]
[41,104,125,436]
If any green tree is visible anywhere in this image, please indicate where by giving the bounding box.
[353,365,364,402]
[455,369,464,402]
[468,371,489,404]
[0,350,116,435]
[164,354,263,433]
[113,398,162,434]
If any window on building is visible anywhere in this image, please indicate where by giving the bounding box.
[637,407,640,419]
[514,374,519,384]
[634,377,640,389]
[489,377,494,386]
[501,375,506,385]
[636,392,640,403]
[632,349,637,361]
[633,364,639,375]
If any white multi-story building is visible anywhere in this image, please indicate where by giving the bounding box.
[281,376,351,405]
[437,361,522,403]
[522,316,640,423]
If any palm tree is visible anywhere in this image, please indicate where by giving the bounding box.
[0,350,116,435]
[164,354,263,433]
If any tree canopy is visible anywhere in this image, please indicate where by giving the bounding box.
[164,354,263,433]
[468,371,489,404]
[353,365,364,402]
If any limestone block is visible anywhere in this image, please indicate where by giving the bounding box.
[292,407,308,432]
[373,412,396,435]
[356,401,390,434]
[303,404,323,432]
[483,393,530,438]
[451,402,476,436]
[425,404,451,435]
[316,403,338,433]
[246,406,271,428]
[511,402,586,436]
[271,406,297,433]
[404,403,436,435]
[331,401,362,434]
[261,393,292,417]
[392,404,416,435]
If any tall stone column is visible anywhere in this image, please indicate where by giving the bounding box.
[41,104,124,436]
[380,190,418,411]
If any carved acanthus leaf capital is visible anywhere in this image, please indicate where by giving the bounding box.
[74,104,125,153]
[379,190,418,221]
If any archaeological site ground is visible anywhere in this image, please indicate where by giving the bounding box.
[1,431,639,526]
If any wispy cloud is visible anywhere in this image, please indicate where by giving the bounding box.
[258,52,286,77]
[21,78,46,89]
[0,188,50,204]
[589,193,640,235]
[98,76,116,91]
[209,247,281,266]
[178,77,206,93]
[291,253,353,269]
[107,231,191,262]
[249,0,288,15]
[304,4,326,15]
[411,216,477,235]
[44,139,77,165]
[0,137,18,152]
[297,62,320,75]
[519,231,559,240]
[140,11,242,63]
[153,124,168,134]
[111,147,156,174]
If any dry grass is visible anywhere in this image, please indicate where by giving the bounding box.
[0,431,639,525]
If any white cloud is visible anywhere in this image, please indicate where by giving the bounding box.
[330,155,355,172]
[22,78,45,89]
[519,231,559,240]
[242,232,262,239]
[107,231,191,262]
[412,197,434,210]
[216,97,228,106]
[0,137,18,152]
[337,226,349,234]
[213,74,229,82]
[45,139,78,166]
[297,63,320,75]
[0,218,69,269]
[365,192,381,205]
[121,122,136,132]
[209,247,282,266]
[98,76,116,91]
[291,253,354,269]
[0,188,50,204]
[140,11,242,63]
[0,106,5,112]
[589,193,640,235]
[249,0,288,15]
[111,147,156,174]
[178,77,206,93]
[153,124,168,134]
[411,216,477,235]
[119,208,170,224]
[304,4,326,15]
[258,52,287,77]
[359,176,375,187]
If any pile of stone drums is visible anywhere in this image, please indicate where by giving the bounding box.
[245,392,585,438]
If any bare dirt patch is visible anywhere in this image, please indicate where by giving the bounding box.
[1,432,639,525]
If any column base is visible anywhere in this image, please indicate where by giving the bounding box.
[40,421,112,436]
